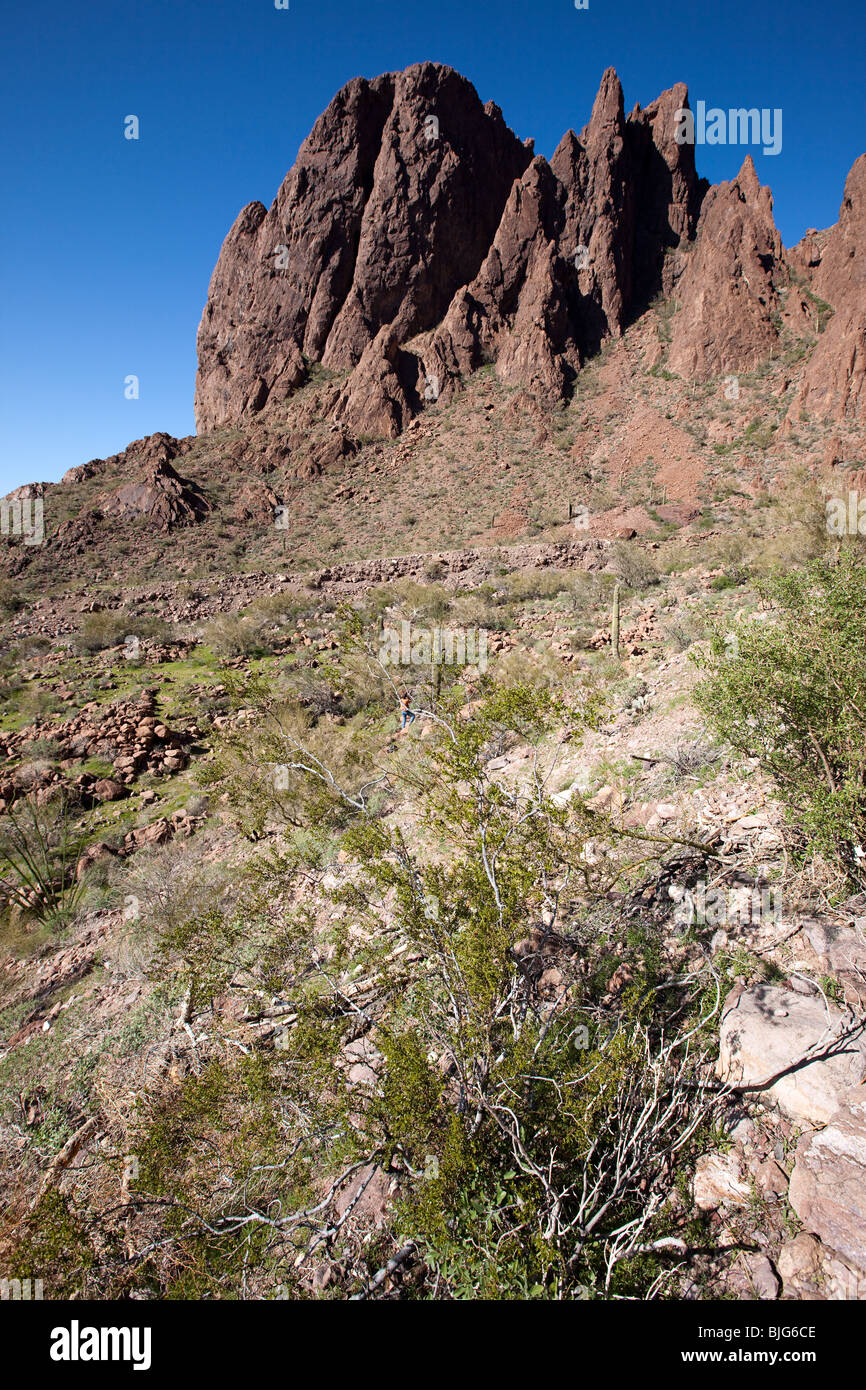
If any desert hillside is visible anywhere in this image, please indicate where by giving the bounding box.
[2,63,866,1304]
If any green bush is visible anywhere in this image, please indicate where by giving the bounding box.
[73,610,132,654]
[694,550,866,883]
[0,579,24,617]
[73,610,175,655]
[611,542,660,590]
[0,792,88,927]
[8,1189,98,1298]
[33,676,721,1300]
[320,685,716,1296]
[202,613,268,659]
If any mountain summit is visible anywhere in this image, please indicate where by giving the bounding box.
[194,63,864,440]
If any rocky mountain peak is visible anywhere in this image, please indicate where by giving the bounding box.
[194,64,865,443]
[195,61,532,433]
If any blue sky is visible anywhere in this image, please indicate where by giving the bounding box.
[2,0,864,492]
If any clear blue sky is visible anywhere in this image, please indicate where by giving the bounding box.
[2,0,864,492]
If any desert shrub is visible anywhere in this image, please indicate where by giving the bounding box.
[694,550,866,883]
[382,579,451,623]
[659,543,695,576]
[14,682,66,723]
[64,681,722,1300]
[743,417,775,451]
[663,610,706,651]
[245,590,305,628]
[446,590,506,632]
[0,792,88,927]
[124,1054,300,1297]
[7,1189,99,1299]
[611,543,660,590]
[751,464,828,574]
[202,613,267,659]
[497,568,586,604]
[326,686,716,1297]
[200,671,387,838]
[73,610,174,655]
[201,685,714,1298]
[0,579,24,617]
[661,740,723,783]
[73,610,132,654]
[121,832,235,940]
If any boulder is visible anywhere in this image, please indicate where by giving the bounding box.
[693,1151,751,1211]
[91,778,126,803]
[804,920,866,1006]
[75,842,117,881]
[100,456,209,530]
[777,1230,866,1300]
[789,1085,866,1273]
[717,984,866,1125]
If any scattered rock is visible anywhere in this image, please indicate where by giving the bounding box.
[693,1151,752,1211]
[789,1085,866,1273]
[737,1252,780,1300]
[717,984,866,1125]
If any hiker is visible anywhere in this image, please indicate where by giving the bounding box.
[398,690,416,730]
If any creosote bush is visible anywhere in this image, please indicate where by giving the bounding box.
[134,681,721,1299]
[13,665,722,1300]
[694,549,866,884]
[611,542,660,591]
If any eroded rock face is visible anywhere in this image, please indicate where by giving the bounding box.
[802,155,866,312]
[791,156,866,422]
[340,69,705,427]
[423,156,581,406]
[667,157,785,380]
[100,457,209,530]
[195,63,532,432]
[195,65,704,436]
[51,434,205,548]
[194,61,863,441]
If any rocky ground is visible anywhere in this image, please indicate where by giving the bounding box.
[1,59,865,1302]
[2,527,866,1297]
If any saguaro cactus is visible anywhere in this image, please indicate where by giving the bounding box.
[611,583,621,659]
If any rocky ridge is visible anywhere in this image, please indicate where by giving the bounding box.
[195,62,865,441]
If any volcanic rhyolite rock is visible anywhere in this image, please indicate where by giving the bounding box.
[667,156,789,380]
[195,63,533,432]
[419,71,706,409]
[790,155,866,422]
[100,457,209,530]
[193,61,865,443]
[53,433,207,546]
[788,1086,866,1272]
[717,983,866,1125]
[196,64,707,436]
